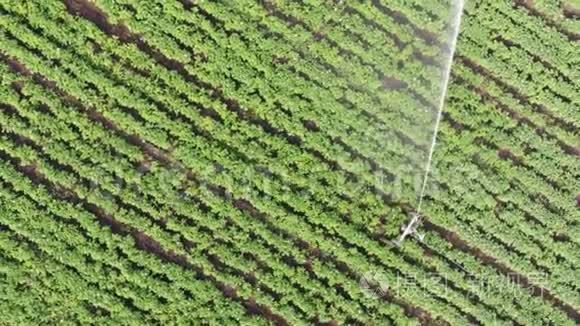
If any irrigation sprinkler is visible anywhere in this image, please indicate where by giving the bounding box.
[393,0,464,248]
[392,212,425,246]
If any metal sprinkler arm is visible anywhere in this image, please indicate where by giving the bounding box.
[394,212,423,246]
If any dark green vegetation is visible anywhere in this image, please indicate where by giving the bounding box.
[0,0,578,325]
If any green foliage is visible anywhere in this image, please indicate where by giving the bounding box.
[0,0,577,324]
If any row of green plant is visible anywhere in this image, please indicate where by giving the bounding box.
[28,0,580,306]
[1,0,576,320]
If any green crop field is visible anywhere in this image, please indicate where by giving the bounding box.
[0,0,578,325]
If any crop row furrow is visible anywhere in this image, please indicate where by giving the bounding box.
[3,0,576,320]
[512,0,580,42]
[0,225,139,324]
[458,36,578,125]
[0,178,264,325]
[528,0,580,33]
[0,19,568,316]
[416,233,575,325]
[0,51,426,324]
[7,0,572,306]
[123,0,437,156]
[0,42,510,326]
[461,13,578,93]
[0,179,202,324]
[447,84,578,188]
[0,141,294,325]
[0,83,385,323]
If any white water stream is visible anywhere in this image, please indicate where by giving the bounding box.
[398,0,465,244]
